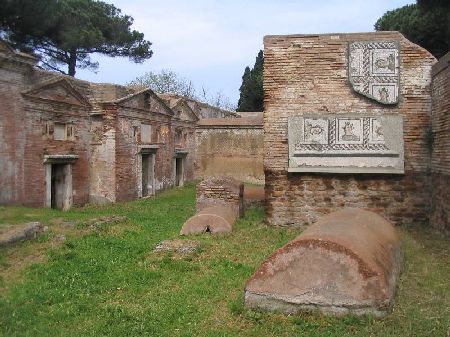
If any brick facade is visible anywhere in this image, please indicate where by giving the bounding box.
[0,42,197,208]
[430,52,450,236]
[0,46,92,208]
[264,32,436,227]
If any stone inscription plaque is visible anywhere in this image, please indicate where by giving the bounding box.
[288,114,404,174]
[349,41,400,104]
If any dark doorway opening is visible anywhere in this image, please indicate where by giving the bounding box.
[51,164,66,209]
[142,153,155,196]
[175,157,184,187]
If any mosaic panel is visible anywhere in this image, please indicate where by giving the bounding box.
[349,41,400,104]
[288,114,404,174]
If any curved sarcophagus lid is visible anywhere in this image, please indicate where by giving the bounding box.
[180,206,237,235]
[244,208,402,316]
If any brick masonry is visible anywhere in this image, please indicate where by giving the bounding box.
[0,43,197,208]
[430,52,450,236]
[196,177,244,217]
[0,51,92,207]
[264,32,436,227]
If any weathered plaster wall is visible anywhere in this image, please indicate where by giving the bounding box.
[173,120,197,184]
[431,52,450,236]
[195,117,264,184]
[264,32,436,227]
[88,104,117,204]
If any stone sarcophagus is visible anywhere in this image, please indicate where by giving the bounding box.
[244,208,402,316]
[288,114,404,174]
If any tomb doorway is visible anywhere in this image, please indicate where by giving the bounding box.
[142,153,155,197]
[49,164,72,210]
[175,157,184,187]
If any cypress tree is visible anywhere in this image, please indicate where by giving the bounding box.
[237,50,264,112]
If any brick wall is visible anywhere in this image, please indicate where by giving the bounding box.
[264,32,436,227]
[196,177,244,216]
[0,58,29,204]
[195,117,264,184]
[0,52,92,207]
[22,98,91,207]
[430,52,450,236]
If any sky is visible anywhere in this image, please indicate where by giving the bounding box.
[76,0,415,106]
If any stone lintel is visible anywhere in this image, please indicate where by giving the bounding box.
[174,149,189,157]
[43,154,79,164]
[139,145,159,154]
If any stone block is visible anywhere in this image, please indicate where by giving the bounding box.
[0,222,46,247]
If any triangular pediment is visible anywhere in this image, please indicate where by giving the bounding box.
[23,78,91,107]
[116,89,174,116]
[174,101,199,122]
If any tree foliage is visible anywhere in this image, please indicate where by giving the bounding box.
[375,1,449,59]
[200,89,236,112]
[0,0,153,76]
[237,50,264,112]
[129,69,196,99]
[128,69,236,111]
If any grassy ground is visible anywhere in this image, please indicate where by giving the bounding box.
[0,183,449,337]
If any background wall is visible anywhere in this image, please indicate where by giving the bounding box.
[195,117,264,184]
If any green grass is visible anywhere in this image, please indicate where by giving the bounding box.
[0,183,449,337]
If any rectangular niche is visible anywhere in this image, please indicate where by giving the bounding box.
[288,114,404,174]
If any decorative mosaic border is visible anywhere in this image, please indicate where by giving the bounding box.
[348,41,400,104]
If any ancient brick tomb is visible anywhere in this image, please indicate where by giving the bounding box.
[264,32,436,227]
[180,177,244,235]
[244,208,402,316]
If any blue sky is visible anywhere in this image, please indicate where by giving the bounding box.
[76,0,415,105]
